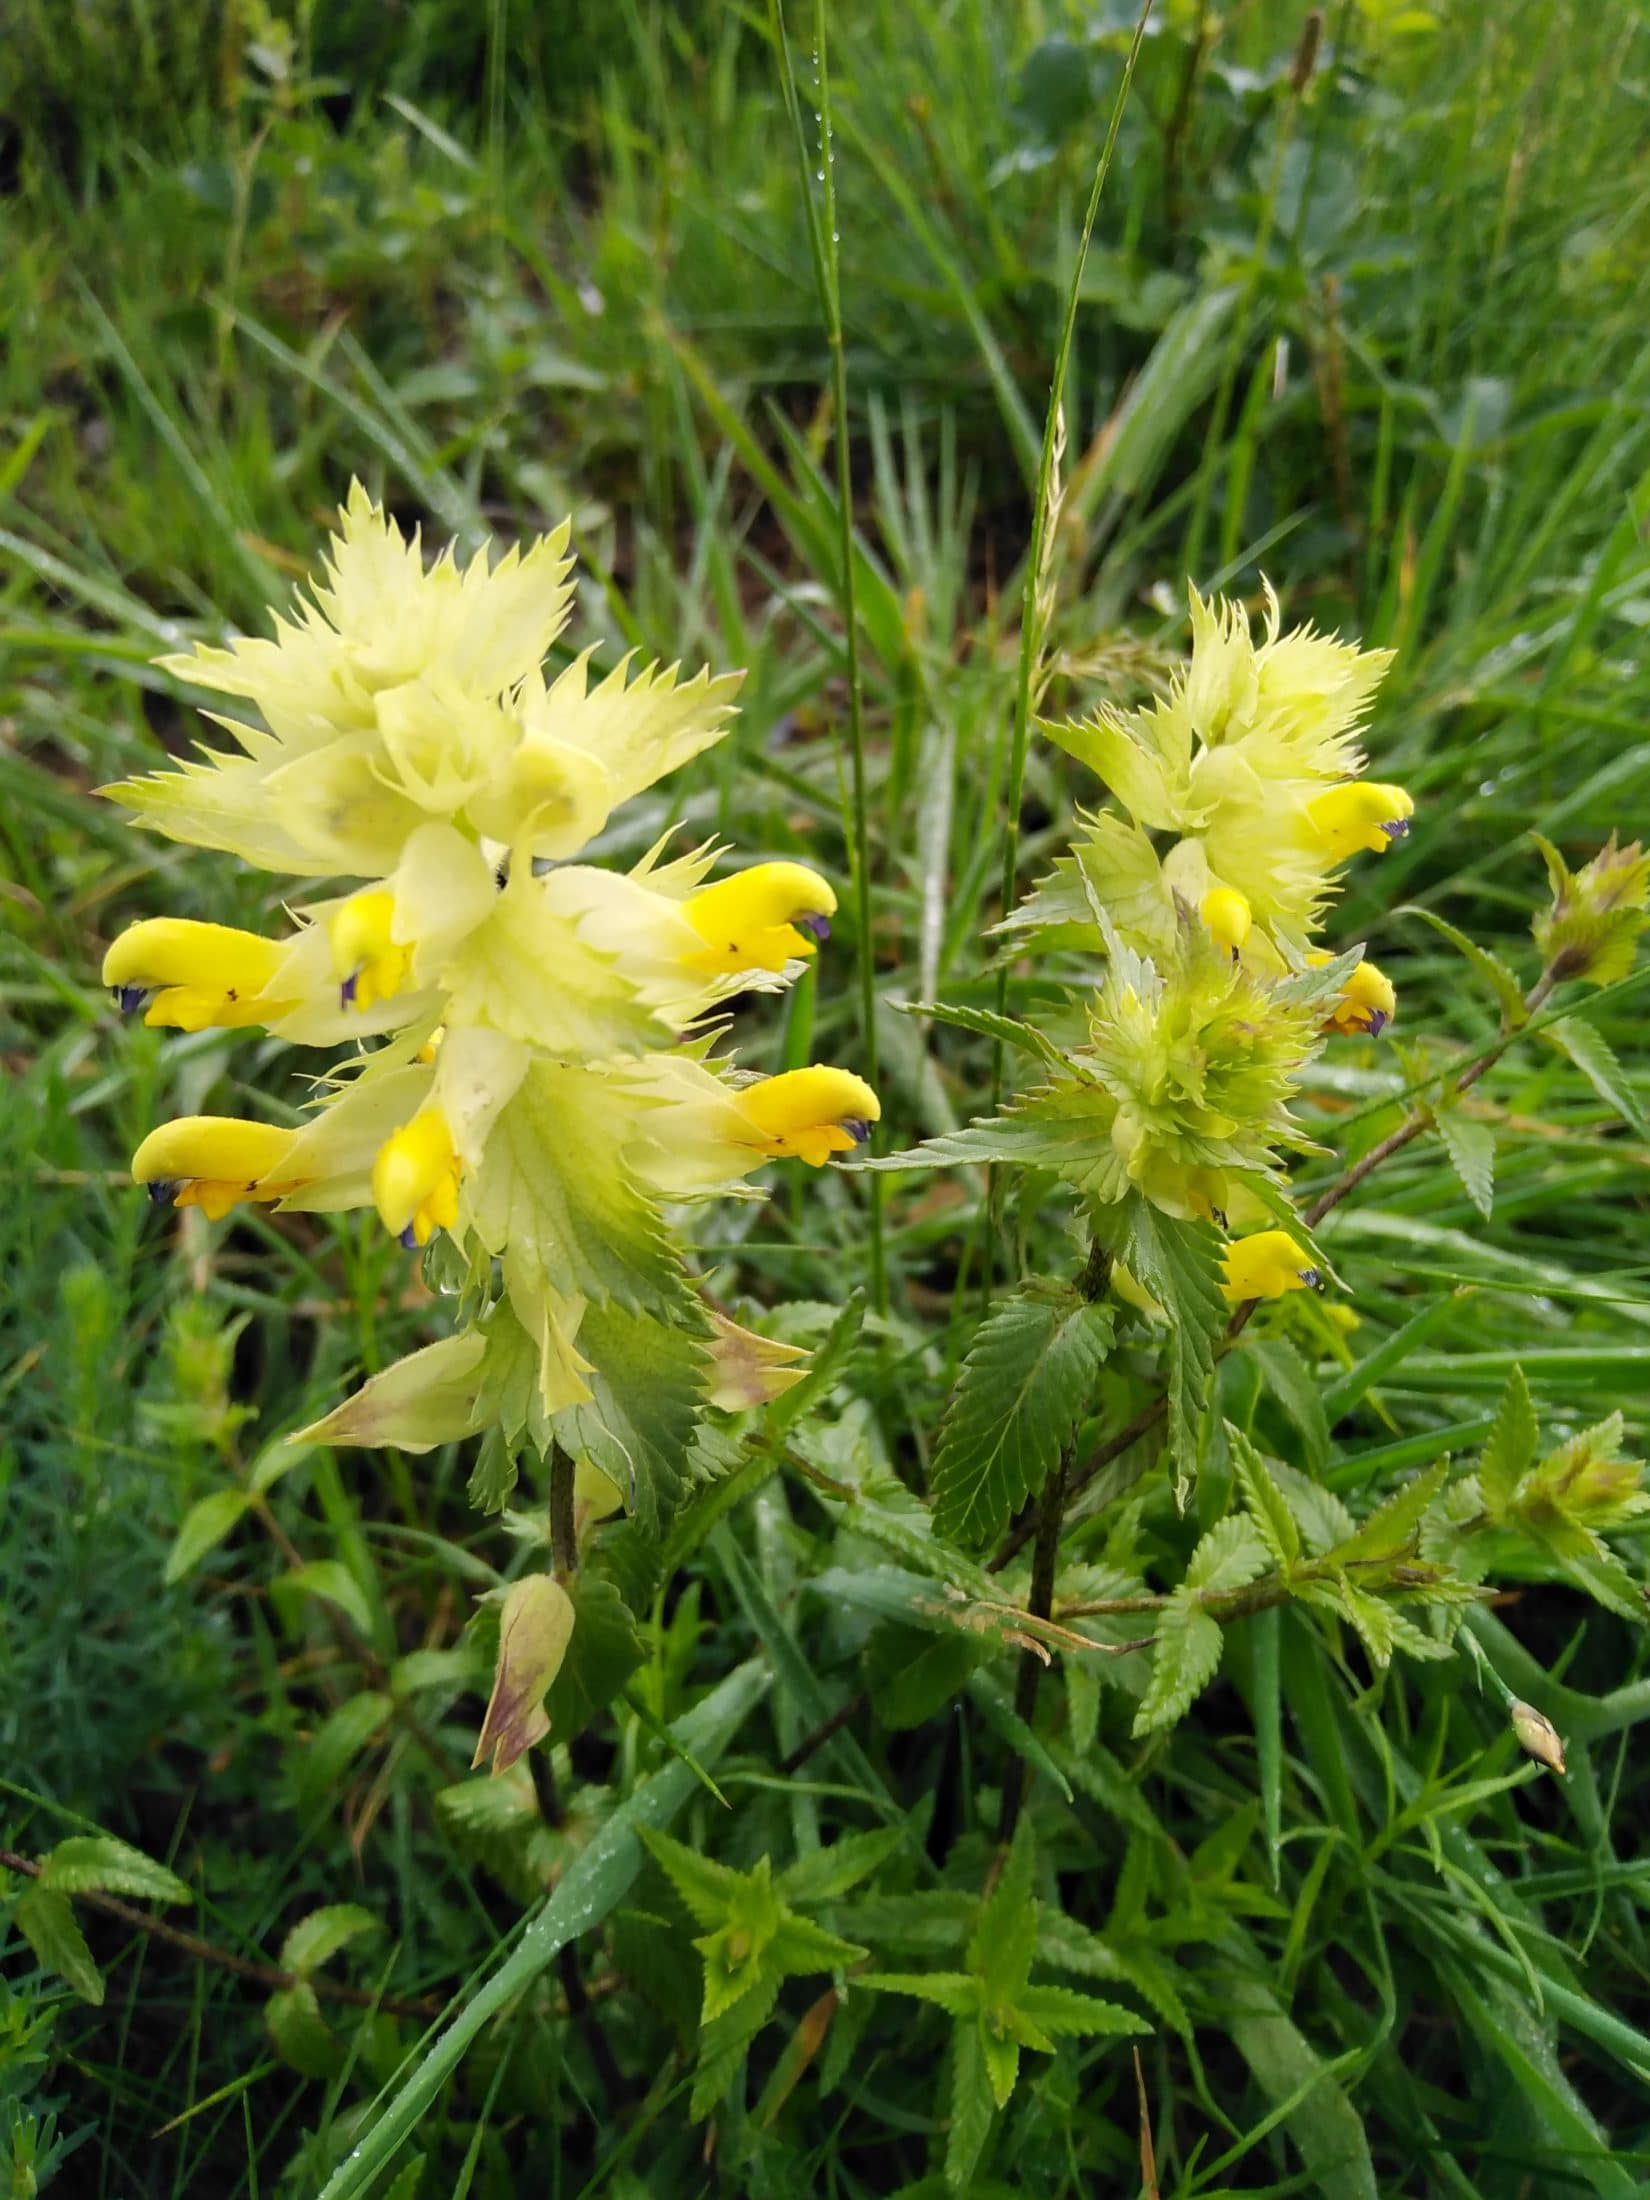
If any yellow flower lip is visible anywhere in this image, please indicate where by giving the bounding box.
[131,1116,302,1221]
[372,1108,463,1248]
[102,918,289,1031]
[1307,781,1415,860]
[1221,1227,1321,1305]
[328,889,412,1013]
[735,1065,881,1166]
[685,862,838,975]
[1199,886,1252,959]
[1307,952,1396,1037]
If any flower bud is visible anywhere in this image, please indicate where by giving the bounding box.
[1309,952,1396,1037]
[1510,1700,1566,1777]
[328,889,413,1012]
[1532,833,1650,987]
[472,1575,576,1776]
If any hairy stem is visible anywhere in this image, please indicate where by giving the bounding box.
[549,1441,578,1582]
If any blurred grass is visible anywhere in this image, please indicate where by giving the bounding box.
[4,0,1650,2193]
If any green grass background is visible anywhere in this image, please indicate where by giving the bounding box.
[4,0,1650,2192]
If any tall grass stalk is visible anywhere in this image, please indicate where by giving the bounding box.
[771,0,886,1311]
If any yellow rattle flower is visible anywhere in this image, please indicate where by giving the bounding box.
[1306,781,1414,861]
[131,1117,304,1220]
[732,1066,880,1166]
[372,1109,464,1248]
[329,889,414,1013]
[1221,1228,1320,1304]
[1198,887,1252,959]
[103,917,296,1033]
[1307,951,1396,1037]
[683,861,837,977]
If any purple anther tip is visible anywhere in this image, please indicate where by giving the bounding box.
[1366,1008,1389,1037]
[843,1117,871,1145]
[398,1223,419,1250]
[1302,1268,1322,1290]
[339,971,358,1009]
[115,984,149,1015]
[1382,817,1410,841]
[145,1178,179,1206]
[797,912,832,943]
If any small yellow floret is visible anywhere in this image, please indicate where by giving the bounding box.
[1221,1228,1320,1304]
[1199,887,1252,958]
[103,917,292,1032]
[1319,956,1396,1037]
[1306,781,1414,861]
[329,889,413,1012]
[131,1116,302,1220]
[734,1066,880,1167]
[372,1109,463,1246]
[684,862,837,976]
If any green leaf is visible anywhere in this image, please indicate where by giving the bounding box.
[1014,1982,1143,2038]
[544,1574,644,1742]
[930,1280,1115,1548]
[1436,1106,1496,1219]
[980,2021,1021,2109]
[1478,1366,1539,1518]
[1110,1200,1226,1506]
[778,1828,905,1906]
[947,2019,995,2192]
[1326,1458,1449,1566]
[1185,1514,1271,1598]
[1229,1427,1301,1573]
[164,1487,251,1584]
[1225,1972,1378,2200]
[1401,906,1529,1024]
[37,1836,189,1906]
[267,1980,338,2079]
[466,1428,520,1515]
[292,1691,393,1809]
[894,998,1070,1073]
[864,1623,985,1729]
[15,1885,103,2005]
[279,1559,375,1639]
[1546,1014,1648,1136]
[1132,1601,1224,1737]
[1246,1335,1330,1474]
[858,1971,981,2018]
[766,1912,865,1977]
[552,1301,708,1539]
[970,1829,1037,2002]
[691,1972,781,2118]
[637,1825,747,1931]
[318,1660,769,2200]
[280,1904,381,1978]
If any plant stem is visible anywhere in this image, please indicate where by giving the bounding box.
[549,1442,577,1582]
[998,1242,1111,1839]
[987,1,1155,1283]
[0,1847,438,2020]
[771,0,886,1312]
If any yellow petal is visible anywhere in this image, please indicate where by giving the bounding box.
[104,917,291,1031]
[1221,1228,1320,1304]
[734,1066,880,1165]
[372,1109,462,1242]
[1198,886,1252,957]
[685,861,837,975]
[132,1116,303,1218]
[1305,781,1414,860]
